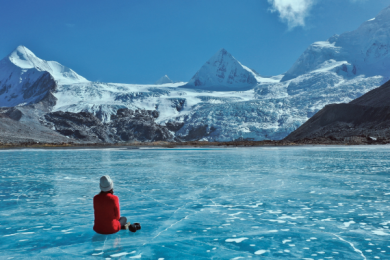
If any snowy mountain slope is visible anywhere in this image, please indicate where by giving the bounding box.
[282,5,390,82]
[0,46,87,107]
[2,5,390,142]
[182,48,278,91]
[172,73,382,141]
[52,81,259,123]
[8,46,88,84]
[155,75,173,84]
[53,82,188,122]
[0,43,385,141]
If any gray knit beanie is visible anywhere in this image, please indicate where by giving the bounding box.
[100,175,114,192]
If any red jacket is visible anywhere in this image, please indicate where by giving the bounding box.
[93,193,121,234]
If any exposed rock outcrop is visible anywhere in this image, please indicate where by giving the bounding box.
[44,111,107,143]
[110,109,173,142]
[43,108,174,143]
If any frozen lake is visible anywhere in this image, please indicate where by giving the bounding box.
[1,146,390,259]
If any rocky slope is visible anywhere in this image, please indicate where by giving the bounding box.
[0,105,75,144]
[285,80,390,143]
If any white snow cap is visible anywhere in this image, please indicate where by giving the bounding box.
[185,48,258,90]
[8,45,38,69]
[100,175,114,192]
[5,45,88,84]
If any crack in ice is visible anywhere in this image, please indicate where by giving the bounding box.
[152,202,194,240]
[332,234,366,260]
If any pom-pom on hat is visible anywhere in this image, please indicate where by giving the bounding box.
[100,175,114,192]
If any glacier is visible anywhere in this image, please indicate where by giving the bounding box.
[1,147,390,259]
[1,5,390,141]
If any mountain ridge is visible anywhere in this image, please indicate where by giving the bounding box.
[1,4,390,143]
[282,5,390,82]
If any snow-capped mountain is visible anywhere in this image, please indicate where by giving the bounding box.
[183,48,277,91]
[4,46,88,85]
[282,5,390,82]
[0,46,87,107]
[1,5,390,142]
[155,75,173,85]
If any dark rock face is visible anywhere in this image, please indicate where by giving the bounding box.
[0,72,57,109]
[183,125,209,141]
[44,111,107,142]
[0,107,23,121]
[111,109,159,120]
[165,121,185,132]
[285,103,390,142]
[285,80,390,144]
[176,125,217,141]
[110,109,172,142]
[22,72,56,101]
[43,109,174,143]
[46,111,103,127]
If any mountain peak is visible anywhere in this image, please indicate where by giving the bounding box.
[1,45,88,85]
[12,45,36,56]
[7,45,39,69]
[209,48,234,64]
[155,75,173,84]
[218,48,228,54]
[183,48,258,91]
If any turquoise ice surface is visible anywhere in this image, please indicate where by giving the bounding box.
[1,146,390,259]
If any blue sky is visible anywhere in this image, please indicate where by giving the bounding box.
[0,0,389,84]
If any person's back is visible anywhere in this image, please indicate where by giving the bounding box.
[93,192,121,234]
[93,175,127,234]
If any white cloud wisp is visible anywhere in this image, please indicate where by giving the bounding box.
[267,0,314,29]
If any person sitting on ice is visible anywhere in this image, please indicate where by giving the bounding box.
[93,175,141,234]
[93,175,128,234]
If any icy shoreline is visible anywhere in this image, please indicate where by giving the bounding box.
[1,139,390,150]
